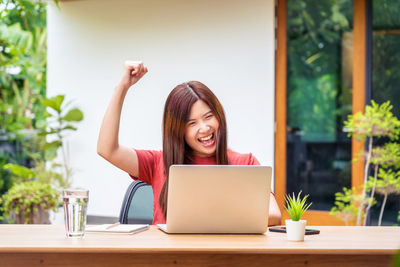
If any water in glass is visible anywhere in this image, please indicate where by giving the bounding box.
[63,189,89,238]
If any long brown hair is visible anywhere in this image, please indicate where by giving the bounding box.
[159,81,228,219]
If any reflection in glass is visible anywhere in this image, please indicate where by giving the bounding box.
[286,0,353,210]
[371,0,400,225]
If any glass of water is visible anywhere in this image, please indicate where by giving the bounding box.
[63,189,89,238]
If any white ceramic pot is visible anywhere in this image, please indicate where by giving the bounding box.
[285,219,306,241]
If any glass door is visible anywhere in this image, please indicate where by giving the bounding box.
[286,0,353,211]
[276,0,399,225]
[370,0,400,225]
[275,0,362,225]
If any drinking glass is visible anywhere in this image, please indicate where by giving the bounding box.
[63,189,89,238]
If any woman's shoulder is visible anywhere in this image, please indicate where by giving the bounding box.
[131,149,163,185]
[227,149,260,165]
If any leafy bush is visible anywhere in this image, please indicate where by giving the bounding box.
[0,0,49,218]
[0,1,81,224]
[0,181,59,224]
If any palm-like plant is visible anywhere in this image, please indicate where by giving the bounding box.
[284,191,312,221]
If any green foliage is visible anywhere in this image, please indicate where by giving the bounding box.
[63,108,84,122]
[5,94,84,190]
[284,191,312,221]
[0,1,80,223]
[41,95,84,136]
[372,0,400,120]
[0,181,59,224]
[4,160,62,185]
[367,169,400,196]
[286,0,400,225]
[343,100,400,142]
[0,0,48,133]
[330,187,357,224]
[330,187,374,225]
[287,0,353,141]
[371,143,400,169]
[393,250,400,267]
[288,75,338,141]
[0,0,49,205]
[1,93,83,222]
[39,94,84,189]
[0,154,13,195]
[332,100,400,225]
[3,163,35,181]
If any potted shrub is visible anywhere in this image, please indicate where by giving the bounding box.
[0,181,59,224]
[284,191,312,241]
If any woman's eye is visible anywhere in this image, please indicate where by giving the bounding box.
[188,122,196,126]
[206,115,213,119]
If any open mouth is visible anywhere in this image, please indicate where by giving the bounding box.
[198,133,215,147]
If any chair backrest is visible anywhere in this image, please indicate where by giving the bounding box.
[119,181,154,224]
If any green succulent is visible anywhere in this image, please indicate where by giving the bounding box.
[284,191,312,221]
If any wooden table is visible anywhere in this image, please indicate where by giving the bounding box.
[0,225,398,267]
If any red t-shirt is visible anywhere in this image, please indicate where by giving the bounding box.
[131,149,260,225]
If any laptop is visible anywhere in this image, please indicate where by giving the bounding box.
[157,165,272,234]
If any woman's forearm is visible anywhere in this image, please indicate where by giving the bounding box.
[268,211,282,226]
[97,84,128,159]
[268,193,282,226]
[97,61,147,160]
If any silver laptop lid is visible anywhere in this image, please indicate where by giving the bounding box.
[165,165,272,234]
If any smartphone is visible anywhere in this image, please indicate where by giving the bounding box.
[268,227,320,235]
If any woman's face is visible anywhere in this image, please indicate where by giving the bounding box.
[184,100,220,157]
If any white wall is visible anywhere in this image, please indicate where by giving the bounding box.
[47,0,275,217]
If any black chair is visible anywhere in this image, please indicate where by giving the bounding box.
[119,181,154,224]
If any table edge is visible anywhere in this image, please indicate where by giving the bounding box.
[0,247,397,255]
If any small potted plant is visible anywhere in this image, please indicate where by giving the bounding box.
[0,162,62,224]
[284,191,312,241]
[0,181,59,224]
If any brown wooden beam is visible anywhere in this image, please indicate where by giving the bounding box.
[352,0,367,189]
[274,0,287,212]
[373,29,400,35]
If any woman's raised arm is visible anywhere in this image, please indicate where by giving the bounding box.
[97,61,148,177]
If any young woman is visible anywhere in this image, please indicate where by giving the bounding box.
[97,61,282,226]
